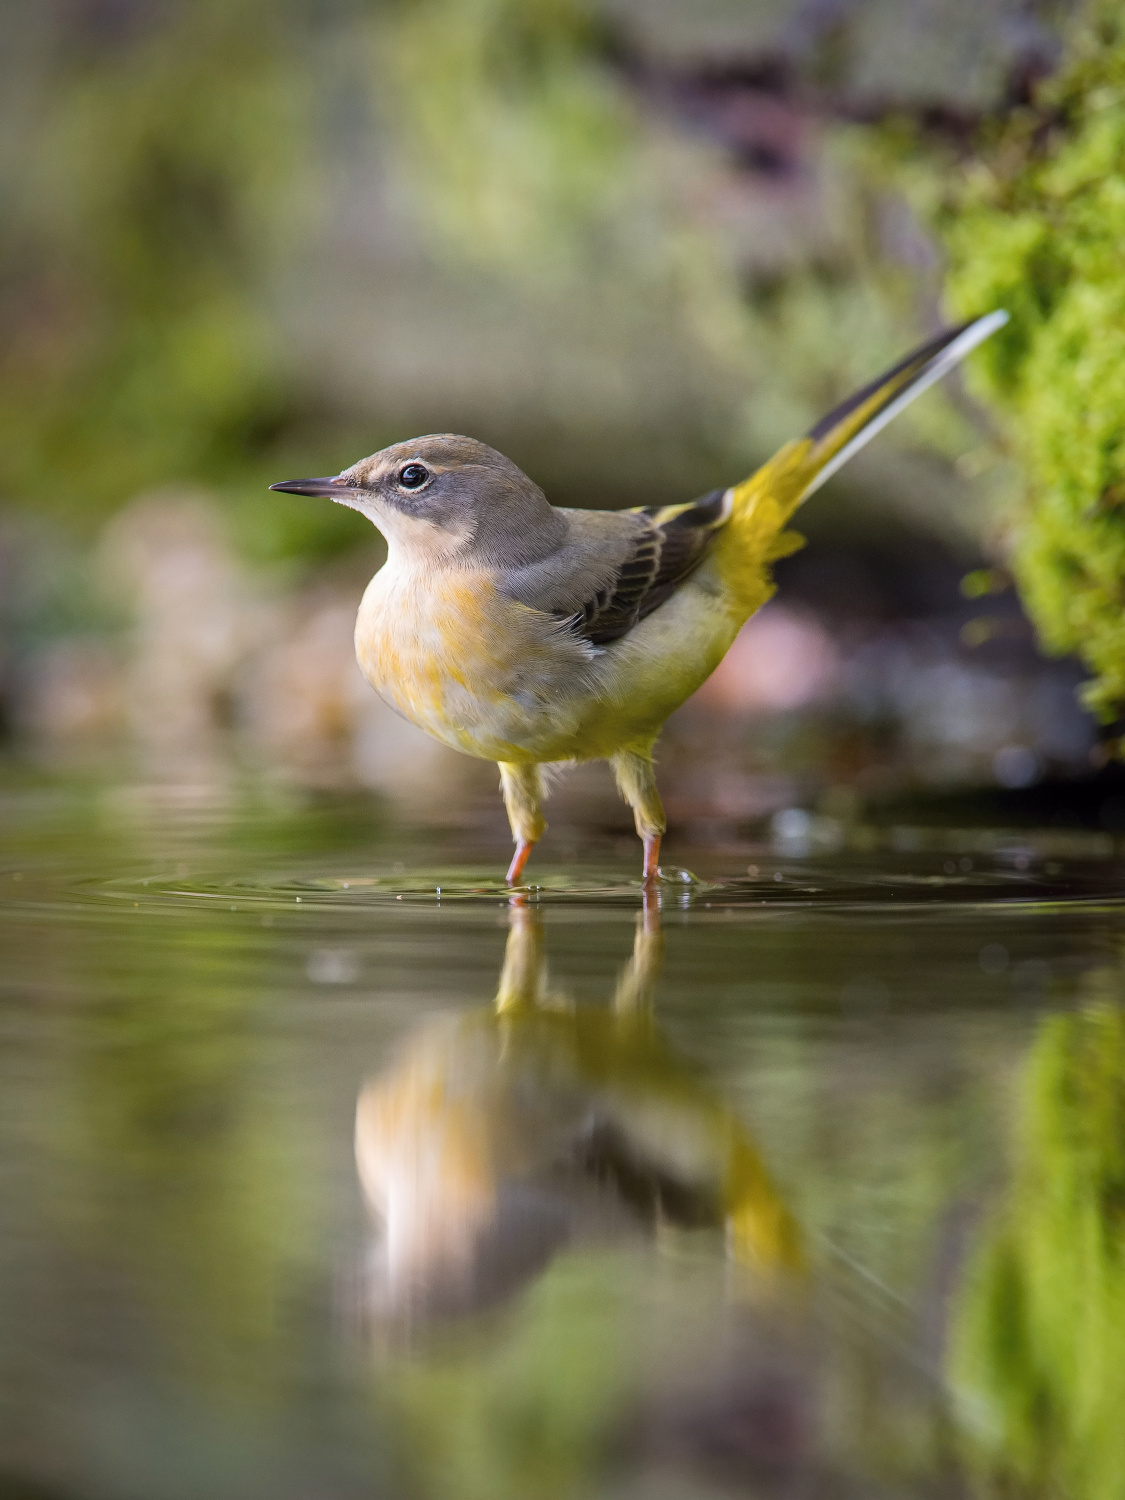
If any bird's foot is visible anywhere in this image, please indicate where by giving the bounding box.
[642,834,662,884]
[506,839,536,886]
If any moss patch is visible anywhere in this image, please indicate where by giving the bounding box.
[943,0,1125,728]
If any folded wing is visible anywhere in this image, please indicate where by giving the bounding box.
[563,488,732,645]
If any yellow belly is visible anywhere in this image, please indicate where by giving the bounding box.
[354,563,592,762]
[353,551,764,765]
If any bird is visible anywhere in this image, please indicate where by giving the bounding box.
[271,311,1007,885]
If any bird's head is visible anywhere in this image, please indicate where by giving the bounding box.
[270,434,564,566]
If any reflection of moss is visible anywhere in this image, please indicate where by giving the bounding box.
[943,0,1125,726]
[389,1252,631,1500]
[950,1000,1125,1499]
[20,791,390,1396]
[57,916,314,1396]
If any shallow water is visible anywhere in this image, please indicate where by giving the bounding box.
[3,774,1125,1500]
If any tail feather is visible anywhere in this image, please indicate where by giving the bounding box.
[800,309,1009,501]
[729,310,1008,528]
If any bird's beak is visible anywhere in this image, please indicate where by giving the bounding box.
[269,476,358,497]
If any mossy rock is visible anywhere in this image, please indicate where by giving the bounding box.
[944,0,1125,728]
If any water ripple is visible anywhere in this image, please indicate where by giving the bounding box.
[27,848,1125,916]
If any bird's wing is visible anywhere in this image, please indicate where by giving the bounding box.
[567,488,731,646]
[499,490,731,648]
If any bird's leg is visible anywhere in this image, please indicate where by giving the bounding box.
[506,843,534,886]
[498,762,547,886]
[611,749,667,885]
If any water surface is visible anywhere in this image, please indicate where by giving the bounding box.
[3,775,1124,1499]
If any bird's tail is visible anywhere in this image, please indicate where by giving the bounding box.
[715,310,1008,608]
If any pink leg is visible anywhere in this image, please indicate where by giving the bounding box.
[499,763,546,888]
[506,839,536,886]
[612,750,666,889]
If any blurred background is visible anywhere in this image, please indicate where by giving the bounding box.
[3,0,1122,841]
[7,11,1125,1499]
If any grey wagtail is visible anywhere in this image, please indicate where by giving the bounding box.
[271,311,1007,884]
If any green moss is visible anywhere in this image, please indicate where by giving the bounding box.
[943,0,1125,726]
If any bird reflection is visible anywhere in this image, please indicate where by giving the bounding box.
[355,898,803,1322]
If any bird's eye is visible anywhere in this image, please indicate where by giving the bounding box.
[398,463,430,490]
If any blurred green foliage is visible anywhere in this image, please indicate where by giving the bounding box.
[2,4,293,508]
[390,0,635,275]
[950,996,1125,1500]
[943,0,1125,727]
[0,0,981,572]
[0,0,375,565]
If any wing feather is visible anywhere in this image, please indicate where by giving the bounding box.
[563,488,731,646]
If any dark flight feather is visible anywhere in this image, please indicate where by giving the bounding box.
[562,488,730,646]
